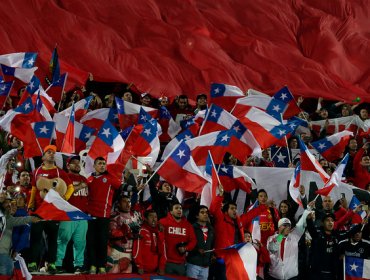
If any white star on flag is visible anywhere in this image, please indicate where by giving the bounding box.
[277,152,287,163]
[221,166,228,173]
[221,134,230,142]
[273,104,281,112]
[27,58,35,66]
[214,88,220,94]
[278,129,286,136]
[289,123,297,129]
[318,143,326,150]
[177,149,185,159]
[116,102,121,109]
[350,262,358,271]
[210,110,217,118]
[280,93,287,100]
[102,128,111,138]
[141,115,147,121]
[39,125,49,134]
[233,125,240,132]
[0,85,6,91]
[184,134,192,141]
[84,132,91,139]
[143,128,152,136]
[24,103,31,110]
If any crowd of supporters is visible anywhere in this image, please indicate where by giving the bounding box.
[0,78,369,280]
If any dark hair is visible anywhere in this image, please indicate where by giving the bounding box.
[18,170,30,179]
[170,201,182,211]
[144,209,157,219]
[222,201,237,213]
[257,189,268,196]
[94,157,106,164]
[196,205,209,216]
[178,94,188,100]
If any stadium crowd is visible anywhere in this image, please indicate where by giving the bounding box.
[0,76,369,280]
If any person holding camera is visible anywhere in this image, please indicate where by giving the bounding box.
[159,202,196,276]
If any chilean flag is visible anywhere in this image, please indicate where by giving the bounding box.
[32,87,56,117]
[158,105,181,141]
[61,103,75,153]
[54,112,96,153]
[186,130,236,165]
[161,127,197,160]
[115,97,157,129]
[288,162,303,207]
[0,81,13,108]
[80,107,118,131]
[219,243,257,280]
[35,189,91,221]
[0,52,37,68]
[200,153,219,208]
[316,153,349,197]
[47,72,68,103]
[299,137,330,183]
[17,75,40,105]
[0,64,37,83]
[266,86,300,120]
[345,256,370,280]
[118,121,160,169]
[218,164,255,193]
[199,103,241,135]
[235,106,292,148]
[157,141,208,193]
[31,121,55,151]
[60,96,93,121]
[311,130,353,162]
[210,83,245,111]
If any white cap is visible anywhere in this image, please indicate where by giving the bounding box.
[278,218,291,228]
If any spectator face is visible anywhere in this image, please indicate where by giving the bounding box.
[319,109,328,119]
[289,138,298,149]
[141,96,151,106]
[262,149,270,160]
[279,224,291,236]
[43,149,55,163]
[160,182,172,193]
[160,98,169,107]
[352,232,362,242]
[146,212,158,228]
[196,208,209,223]
[197,96,207,107]
[178,98,188,109]
[244,232,252,243]
[16,195,26,208]
[94,159,107,174]
[227,204,237,219]
[323,217,334,231]
[319,159,329,168]
[348,139,357,151]
[119,197,131,213]
[360,109,369,120]
[341,105,350,117]
[322,197,333,211]
[228,155,238,165]
[19,171,30,186]
[122,92,132,102]
[360,156,370,167]
[279,202,289,215]
[257,191,268,205]
[170,204,183,220]
[68,159,81,174]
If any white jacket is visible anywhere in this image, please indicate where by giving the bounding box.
[267,210,310,280]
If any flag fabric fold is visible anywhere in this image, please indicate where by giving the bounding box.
[210,83,245,111]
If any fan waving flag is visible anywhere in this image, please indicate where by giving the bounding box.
[60,96,93,121]
[311,130,353,162]
[35,189,91,221]
[316,153,349,197]
[210,83,245,111]
[157,141,208,193]
[349,196,367,221]
[218,243,257,280]
[47,72,68,103]
[200,153,219,208]
[61,103,75,153]
[80,107,118,131]
[345,256,370,280]
[158,106,181,141]
[161,127,197,160]
[0,52,37,68]
[266,86,301,120]
[0,64,37,83]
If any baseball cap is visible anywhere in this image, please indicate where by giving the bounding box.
[43,145,57,153]
[278,218,291,228]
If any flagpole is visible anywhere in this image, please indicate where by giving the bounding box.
[144,139,184,186]
[1,81,14,111]
[57,72,68,112]
[361,211,370,232]
[197,105,211,136]
[34,134,44,156]
[343,257,346,280]
[207,150,223,190]
[280,113,292,165]
[270,146,282,161]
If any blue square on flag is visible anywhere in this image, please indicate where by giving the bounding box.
[271,146,289,167]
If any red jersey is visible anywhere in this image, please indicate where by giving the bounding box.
[29,165,73,210]
[87,172,121,218]
[133,222,166,272]
[353,148,370,190]
[159,213,197,264]
[68,173,88,213]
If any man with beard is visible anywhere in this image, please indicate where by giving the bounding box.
[133,209,166,275]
